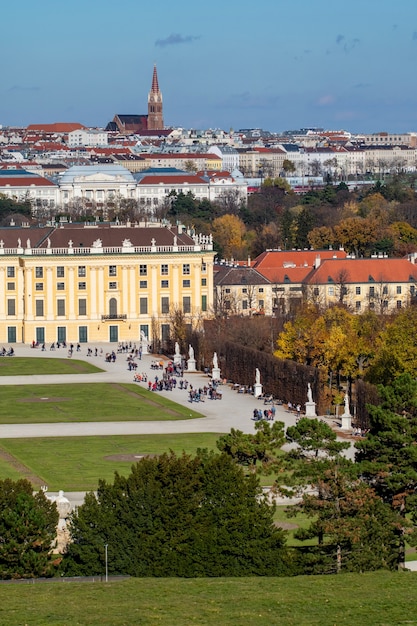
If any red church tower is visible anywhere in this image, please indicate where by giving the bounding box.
[147,65,164,130]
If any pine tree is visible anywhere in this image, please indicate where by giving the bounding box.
[0,479,59,579]
[64,451,289,577]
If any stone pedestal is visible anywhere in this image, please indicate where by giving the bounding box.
[211,367,221,381]
[187,358,196,372]
[141,341,149,355]
[341,414,352,430]
[254,383,263,398]
[305,401,317,417]
[173,354,182,366]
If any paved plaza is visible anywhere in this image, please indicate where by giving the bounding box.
[0,343,303,439]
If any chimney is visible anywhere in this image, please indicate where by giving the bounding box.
[315,255,321,268]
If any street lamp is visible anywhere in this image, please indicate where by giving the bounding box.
[104,543,108,582]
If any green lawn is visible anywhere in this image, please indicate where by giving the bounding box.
[0,571,416,625]
[0,382,203,423]
[0,433,222,490]
[0,357,103,375]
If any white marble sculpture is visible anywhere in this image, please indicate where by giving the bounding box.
[341,390,352,430]
[173,341,181,365]
[305,382,317,417]
[187,344,196,372]
[254,368,262,398]
[140,330,149,354]
[212,351,220,381]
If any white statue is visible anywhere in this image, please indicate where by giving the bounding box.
[140,330,147,343]
[188,344,194,360]
[344,391,350,414]
[122,238,132,248]
[175,341,180,356]
[255,368,261,385]
[213,352,218,369]
[26,238,31,249]
[17,238,21,248]
[92,238,102,248]
[47,238,51,248]
[307,382,313,403]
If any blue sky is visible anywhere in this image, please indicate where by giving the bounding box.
[1,0,417,133]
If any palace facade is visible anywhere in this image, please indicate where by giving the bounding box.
[0,222,214,345]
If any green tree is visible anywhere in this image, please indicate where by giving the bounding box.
[0,194,32,218]
[0,479,59,579]
[282,159,296,175]
[355,374,417,566]
[216,421,285,467]
[64,451,289,577]
[291,464,401,574]
[286,418,349,458]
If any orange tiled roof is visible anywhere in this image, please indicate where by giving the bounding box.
[257,266,313,283]
[26,123,86,133]
[0,176,56,187]
[253,249,347,269]
[306,258,417,284]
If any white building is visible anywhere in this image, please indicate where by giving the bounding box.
[58,165,136,206]
[208,145,240,172]
[67,129,109,148]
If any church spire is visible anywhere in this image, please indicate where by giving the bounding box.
[147,64,164,130]
[151,64,159,93]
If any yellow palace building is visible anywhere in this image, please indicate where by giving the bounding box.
[0,221,214,346]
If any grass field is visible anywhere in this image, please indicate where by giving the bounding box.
[0,357,103,376]
[0,433,222,490]
[0,571,416,625]
[0,382,203,423]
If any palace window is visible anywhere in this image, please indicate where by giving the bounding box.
[57,299,65,316]
[35,300,44,316]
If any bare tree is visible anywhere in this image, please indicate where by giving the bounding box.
[335,269,351,306]
[367,276,393,314]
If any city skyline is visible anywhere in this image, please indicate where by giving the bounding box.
[1,0,417,134]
